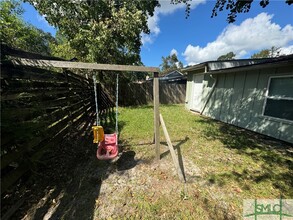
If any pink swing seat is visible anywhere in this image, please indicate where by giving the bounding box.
[96,133,118,160]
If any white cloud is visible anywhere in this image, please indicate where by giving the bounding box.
[37,14,46,22]
[147,13,160,36]
[141,12,160,44]
[280,45,293,55]
[183,13,293,65]
[157,0,203,15]
[141,34,153,45]
[36,14,51,28]
[170,48,178,56]
[142,0,205,45]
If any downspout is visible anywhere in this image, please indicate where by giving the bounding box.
[200,73,217,115]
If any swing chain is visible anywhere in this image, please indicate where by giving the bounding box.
[93,74,99,126]
[115,72,119,135]
[93,73,118,134]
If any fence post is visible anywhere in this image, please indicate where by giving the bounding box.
[153,72,160,161]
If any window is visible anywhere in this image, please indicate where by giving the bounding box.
[263,76,293,121]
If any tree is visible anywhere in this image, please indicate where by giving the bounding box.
[171,0,292,23]
[251,46,282,58]
[160,53,183,73]
[0,0,55,55]
[24,0,159,65]
[217,52,236,60]
[49,31,79,60]
[251,49,270,59]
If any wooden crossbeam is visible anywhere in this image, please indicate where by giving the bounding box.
[11,58,159,73]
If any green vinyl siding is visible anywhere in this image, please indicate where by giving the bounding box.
[187,64,293,143]
[221,73,235,124]
[200,74,214,116]
[279,123,293,143]
[229,72,246,125]
[213,74,225,120]
[202,78,215,118]
[238,70,259,129]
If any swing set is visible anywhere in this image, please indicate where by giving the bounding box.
[12,58,185,181]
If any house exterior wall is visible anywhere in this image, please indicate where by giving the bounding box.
[186,65,293,143]
[185,68,205,110]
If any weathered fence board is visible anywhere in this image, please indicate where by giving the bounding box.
[159,83,186,104]
[0,60,96,194]
[118,82,186,106]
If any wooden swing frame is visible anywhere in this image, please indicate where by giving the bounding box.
[12,57,185,182]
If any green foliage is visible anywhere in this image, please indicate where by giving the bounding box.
[160,53,183,74]
[251,49,270,59]
[251,46,282,58]
[217,51,236,60]
[211,0,254,23]
[0,0,55,55]
[171,0,192,18]
[172,0,292,23]
[24,0,159,65]
[49,31,79,60]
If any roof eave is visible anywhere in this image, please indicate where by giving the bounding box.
[208,59,293,74]
[182,63,208,73]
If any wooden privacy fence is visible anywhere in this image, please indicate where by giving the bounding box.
[159,82,186,104]
[119,82,186,106]
[0,61,98,194]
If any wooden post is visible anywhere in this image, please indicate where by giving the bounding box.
[153,72,160,161]
[160,114,185,182]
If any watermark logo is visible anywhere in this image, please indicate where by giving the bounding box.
[243,199,293,219]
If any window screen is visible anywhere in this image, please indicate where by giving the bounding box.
[263,76,293,121]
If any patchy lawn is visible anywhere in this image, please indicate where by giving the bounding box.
[117,104,293,219]
[3,104,292,219]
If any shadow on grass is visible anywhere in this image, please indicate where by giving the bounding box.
[161,136,190,182]
[200,118,293,197]
[160,136,189,159]
[116,151,137,171]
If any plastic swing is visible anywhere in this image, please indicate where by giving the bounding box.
[92,73,119,160]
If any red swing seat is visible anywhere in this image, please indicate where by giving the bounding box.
[96,133,118,160]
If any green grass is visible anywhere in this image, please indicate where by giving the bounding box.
[116,104,293,219]
[119,106,154,144]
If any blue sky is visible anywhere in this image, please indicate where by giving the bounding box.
[21,1,293,67]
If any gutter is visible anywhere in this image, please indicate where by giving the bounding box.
[208,58,293,75]
[200,74,217,115]
[182,63,207,73]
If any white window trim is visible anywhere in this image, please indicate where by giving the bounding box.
[262,75,293,123]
